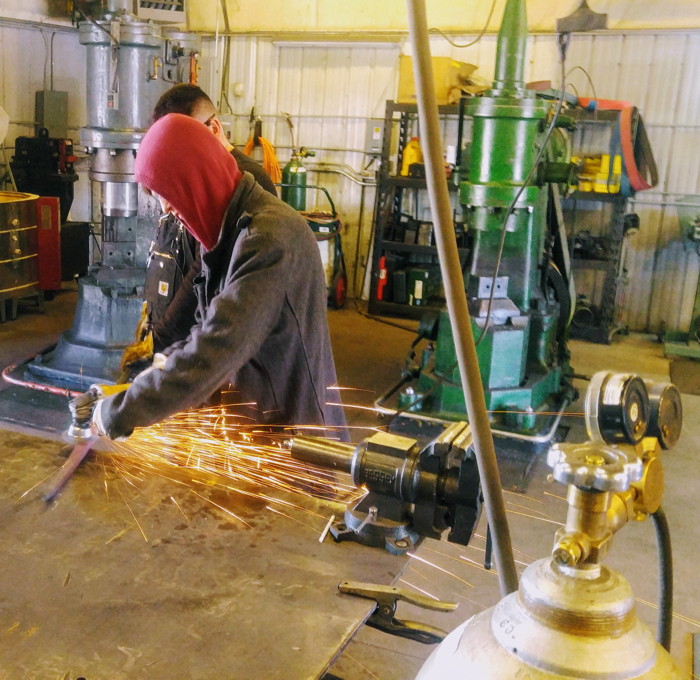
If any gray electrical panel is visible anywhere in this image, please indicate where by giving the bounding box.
[35,90,68,138]
[365,118,384,157]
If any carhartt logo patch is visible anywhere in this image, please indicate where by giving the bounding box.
[158,281,170,297]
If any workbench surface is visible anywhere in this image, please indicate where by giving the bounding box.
[0,429,406,680]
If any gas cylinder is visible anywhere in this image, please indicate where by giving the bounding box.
[281,150,308,211]
[416,556,682,679]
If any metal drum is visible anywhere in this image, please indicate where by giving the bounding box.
[0,192,40,319]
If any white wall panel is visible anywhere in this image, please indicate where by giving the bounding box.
[0,22,89,219]
[676,34,700,126]
[201,36,403,298]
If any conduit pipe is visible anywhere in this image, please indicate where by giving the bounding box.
[405,0,518,596]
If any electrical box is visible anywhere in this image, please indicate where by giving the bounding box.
[365,118,384,157]
[35,91,68,139]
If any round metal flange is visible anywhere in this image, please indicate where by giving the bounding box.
[66,422,93,441]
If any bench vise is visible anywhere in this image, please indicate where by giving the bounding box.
[287,422,481,554]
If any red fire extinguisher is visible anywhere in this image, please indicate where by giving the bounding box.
[377,256,387,300]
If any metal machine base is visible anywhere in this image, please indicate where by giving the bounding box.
[664,338,700,360]
[330,496,420,555]
[26,268,145,391]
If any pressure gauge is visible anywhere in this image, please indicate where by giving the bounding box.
[645,381,683,449]
[584,371,649,445]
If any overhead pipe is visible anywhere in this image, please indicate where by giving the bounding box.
[405,0,518,596]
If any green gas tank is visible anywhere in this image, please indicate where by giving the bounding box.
[281,147,314,211]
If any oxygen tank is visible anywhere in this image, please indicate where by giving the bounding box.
[281,148,311,211]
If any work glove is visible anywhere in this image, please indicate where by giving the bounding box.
[68,355,166,439]
[126,352,168,383]
[119,331,154,376]
[68,383,131,438]
[119,302,154,378]
[68,386,102,428]
[134,300,151,343]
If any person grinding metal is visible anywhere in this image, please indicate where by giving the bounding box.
[121,84,278,370]
[71,113,347,439]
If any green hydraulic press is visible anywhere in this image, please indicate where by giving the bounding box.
[398,0,577,439]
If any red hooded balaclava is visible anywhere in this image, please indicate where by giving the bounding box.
[134,113,243,251]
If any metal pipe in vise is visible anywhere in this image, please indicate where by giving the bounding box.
[289,434,422,501]
[289,436,356,474]
[406,0,518,595]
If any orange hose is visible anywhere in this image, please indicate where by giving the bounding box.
[242,136,282,184]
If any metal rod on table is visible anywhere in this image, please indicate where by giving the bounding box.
[43,435,98,503]
[405,0,519,596]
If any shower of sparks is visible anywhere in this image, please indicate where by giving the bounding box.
[488,409,585,418]
[504,508,564,527]
[472,533,537,565]
[408,552,475,589]
[327,386,375,394]
[407,565,433,582]
[17,469,57,502]
[105,528,129,545]
[328,401,387,415]
[636,598,700,629]
[398,578,440,601]
[344,653,382,680]
[503,489,545,504]
[459,554,502,573]
[114,482,148,542]
[104,406,366,515]
[191,490,252,529]
[506,500,556,519]
[170,496,190,523]
[265,505,319,534]
[543,491,568,502]
[420,544,497,574]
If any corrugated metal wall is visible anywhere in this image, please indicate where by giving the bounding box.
[0,17,697,332]
[200,36,403,299]
[202,29,700,332]
[0,20,89,220]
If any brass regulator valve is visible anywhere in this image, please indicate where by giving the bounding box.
[547,371,681,571]
[547,438,660,570]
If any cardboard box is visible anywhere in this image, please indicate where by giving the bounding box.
[397,55,479,105]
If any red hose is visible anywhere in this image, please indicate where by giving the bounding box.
[2,362,81,399]
[619,105,658,192]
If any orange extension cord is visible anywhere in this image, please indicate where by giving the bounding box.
[242,137,282,184]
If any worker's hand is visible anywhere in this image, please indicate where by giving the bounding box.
[68,383,131,438]
[120,331,154,374]
[68,386,102,425]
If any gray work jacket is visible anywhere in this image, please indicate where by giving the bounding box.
[101,173,347,438]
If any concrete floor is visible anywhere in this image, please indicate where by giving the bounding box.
[0,288,698,678]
